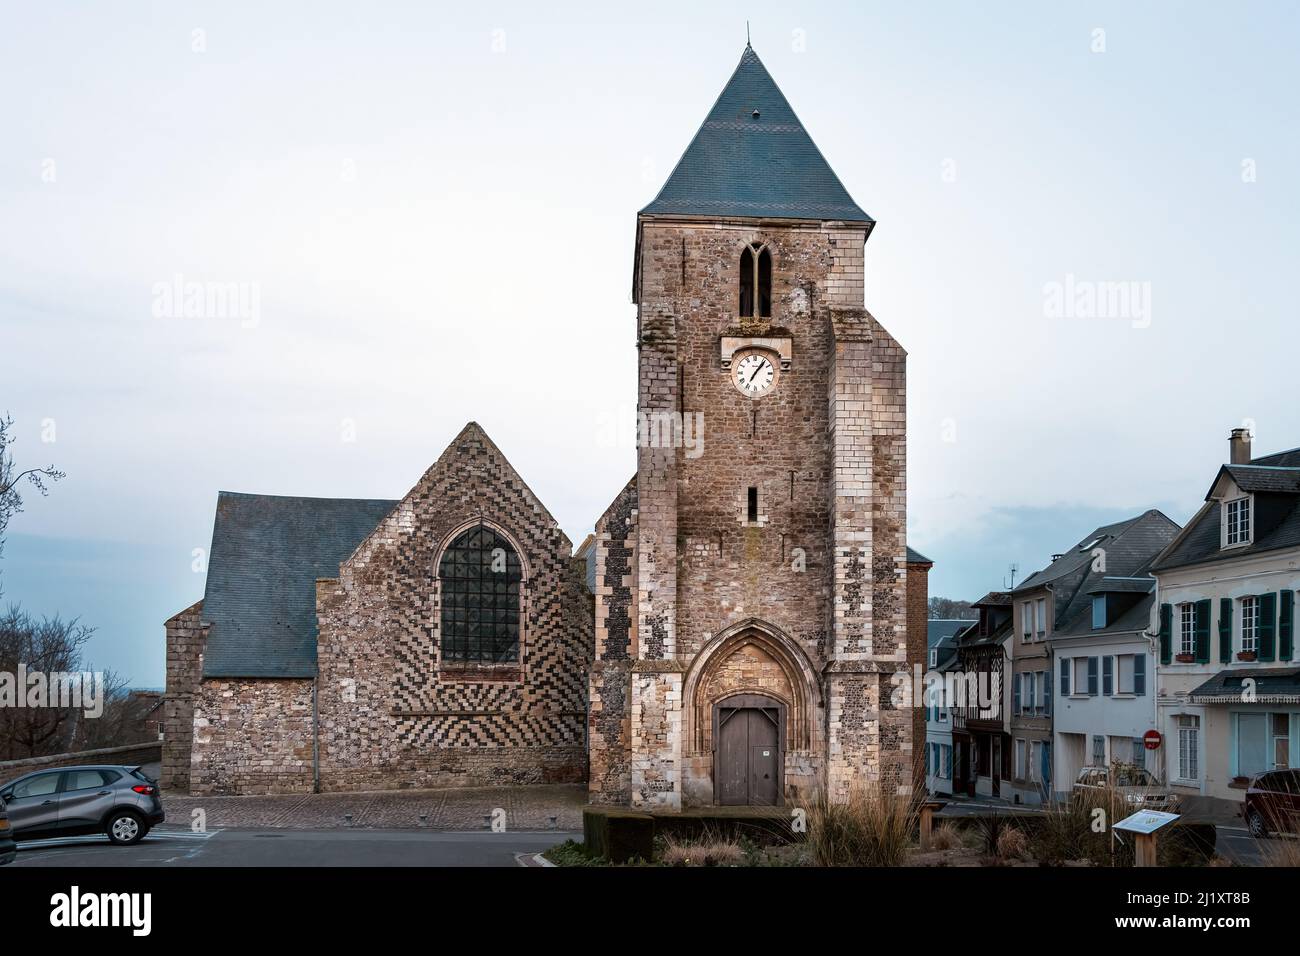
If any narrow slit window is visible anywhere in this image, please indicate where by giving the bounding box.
[738,246,754,316]
[747,487,758,523]
[738,243,772,318]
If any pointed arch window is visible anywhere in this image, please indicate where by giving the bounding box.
[438,524,522,664]
[738,242,772,318]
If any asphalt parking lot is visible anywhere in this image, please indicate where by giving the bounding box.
[6,827,575,867]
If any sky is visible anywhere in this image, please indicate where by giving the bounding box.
[2,1,1297,687]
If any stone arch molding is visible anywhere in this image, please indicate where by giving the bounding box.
[683,618,822,754]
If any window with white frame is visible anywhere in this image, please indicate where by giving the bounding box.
[1131,738,1145,767]
[929,647,937,668]
[1179,603,1196,656]
[1021,601,1033,641]
[1015,739,1027,780]
[1177,715,1200,781]
[1241,596,1259,653]
[1030,741,1043,783]
[1036,597,1047,637]
[1092,735,1106,766]
[1023,672,1036,712]
[1115,653,1143,695]
[1224,496,1251,546]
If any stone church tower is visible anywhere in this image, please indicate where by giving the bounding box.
[589,45,919,808]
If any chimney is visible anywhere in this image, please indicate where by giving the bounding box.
[1229,428,1252,465]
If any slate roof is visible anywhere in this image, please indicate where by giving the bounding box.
[1154,447,1300,572]
[1011,510,1180,635]
[200,492,397,678]
[1188,667,1300,704]
[1253,446,1300,467]
[640,45,871,223]
[1052,591,1155,641]
[1217,464,1300,495]
[928,619,971,648]
[1086,576,1155,595]
[907,546,932,565]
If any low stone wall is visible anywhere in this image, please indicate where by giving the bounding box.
[0,742,163,785]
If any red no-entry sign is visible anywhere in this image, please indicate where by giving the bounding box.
[1143,729,1162,750]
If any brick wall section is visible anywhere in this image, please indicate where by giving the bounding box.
[588,478,637,804]
[310,422,590,792]
[906,559,931,794]
[160,599,207,793]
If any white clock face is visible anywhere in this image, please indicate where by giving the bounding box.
[734,352,775,397]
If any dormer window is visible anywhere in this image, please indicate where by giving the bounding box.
[929,648,937,668]
[1092,595,1106,630]
[1224,496,1252,547]
[738,242,772,318]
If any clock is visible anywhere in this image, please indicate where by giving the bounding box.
[733,351,776,397]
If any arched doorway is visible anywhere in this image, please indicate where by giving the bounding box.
[713,693,785,806]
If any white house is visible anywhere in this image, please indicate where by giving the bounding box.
[1149,429,1300,819]
[1049,576,1162,800]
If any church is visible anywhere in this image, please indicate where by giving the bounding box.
[161,44,929,809]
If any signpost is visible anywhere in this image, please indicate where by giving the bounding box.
[1114,809,1179,866]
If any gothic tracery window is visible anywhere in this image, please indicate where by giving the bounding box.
[438,525,522,664]
[738,242,772,318]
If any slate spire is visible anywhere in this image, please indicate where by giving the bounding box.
[641,45,871,223]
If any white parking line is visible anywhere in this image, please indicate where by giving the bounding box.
[17,829,221,851]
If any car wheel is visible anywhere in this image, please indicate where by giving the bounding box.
[106,810,146,845]
[1246,808,1269,839]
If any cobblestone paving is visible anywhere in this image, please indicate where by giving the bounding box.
[160,784,586,831]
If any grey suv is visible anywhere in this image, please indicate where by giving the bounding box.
[0,765,164,845]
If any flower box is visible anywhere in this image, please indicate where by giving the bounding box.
[1236,650,1257,662]
[1175,653,1196,663]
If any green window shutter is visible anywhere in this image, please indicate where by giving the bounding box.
[1280,589,1295,661]
[1194,598,1211,663]
[1218,597,1233,663]
[1159,603,1172,665]
[1259,592,1277,661]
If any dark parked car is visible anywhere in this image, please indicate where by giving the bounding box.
[0,800,15,864]
[1244,769,1300,838]
[0,765,164,845]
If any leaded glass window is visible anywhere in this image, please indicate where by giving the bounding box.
[438,525,522,664]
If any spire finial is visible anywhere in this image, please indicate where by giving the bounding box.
[746,21,751,47]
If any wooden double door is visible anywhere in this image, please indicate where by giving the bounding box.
[714,694,784,806]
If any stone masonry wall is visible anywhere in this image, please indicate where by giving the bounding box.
[311,423,591,792]
[190,677,314,794]
[620,217,908,807]
[160,600,207,793]
[588,478,637,804]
